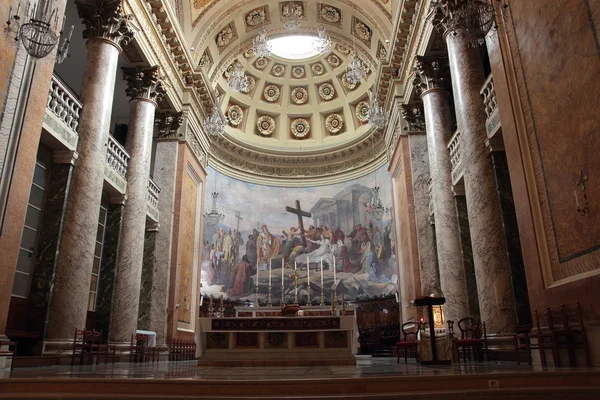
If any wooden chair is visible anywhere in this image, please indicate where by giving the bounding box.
[396,322,419,364]
[71,329,102,366]
[455,317,486,362]
[130,334,149,363]
[555,302,591,367]
[0,340,17,371]
[513,323,534,365]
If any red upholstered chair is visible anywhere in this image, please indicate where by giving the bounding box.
[396,322,419,364]
[455,318,486,362]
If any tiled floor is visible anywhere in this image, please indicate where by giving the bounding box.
[0,357,588,380]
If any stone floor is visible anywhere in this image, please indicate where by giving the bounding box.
[1,358,599,399]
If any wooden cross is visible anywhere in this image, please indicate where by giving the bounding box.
[234,210,243,234]
[286,200,311,248]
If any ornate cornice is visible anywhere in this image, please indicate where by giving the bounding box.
[75,0,135,48]
[401,104,426,132]
[123,66,166,103]
[413,55,448,93]
[155,111,184,140]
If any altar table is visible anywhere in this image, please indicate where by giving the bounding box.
[196,316,357,366]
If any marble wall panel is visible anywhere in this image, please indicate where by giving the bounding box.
[408,133,440,295]
[95,204,124,341]
[27,161,73,339]
[177,172,198,324]
[508,0,600,281]
[137,230,157,331]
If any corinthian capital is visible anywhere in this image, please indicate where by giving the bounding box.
[122,66,166,104]
[155,112,184,140]
[413,56,448,93]
[401,104,426,132]
[75,0,135,48]
[429,0,496,42]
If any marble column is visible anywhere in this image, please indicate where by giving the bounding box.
[400,105,440,296]
[146,113,182,345]
[413,56,470,324]
[138,227,158,331]
[27,151,77,345]
[45,1,135,346]
[442,14,517,333]
[110,66,165,343]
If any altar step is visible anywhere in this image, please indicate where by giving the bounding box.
[371,346,395,358]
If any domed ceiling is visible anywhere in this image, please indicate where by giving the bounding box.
[175,0,399,185]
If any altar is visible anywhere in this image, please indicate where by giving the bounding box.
[196,312,358,367]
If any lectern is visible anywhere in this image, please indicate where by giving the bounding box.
[412,296,451,365]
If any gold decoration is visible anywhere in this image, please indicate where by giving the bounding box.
[311,63,325,76]
[291,87,308,105]
[352,17,372,45]
[245,6,267,28]
[227,105,244,126]
[336,44,350,54]
[272,64,285,76]
[291,118,310,138]
[325,113,344,134]
[257,115,276,136]
[241,75,256,94]
[243,48,255,58]
[342,72,358,90]
[355,100,369,122]
[318,82,335,101]
[320,5,341,25]
[254,57,269,70]
[327,54,340,67]
[292,66,306,78]
[216,23,236,50]
[263,84,280,102]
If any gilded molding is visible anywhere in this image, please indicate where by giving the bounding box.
[122,66,166,103]
[75,0,135,47]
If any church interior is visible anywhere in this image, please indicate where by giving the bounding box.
[0,0,599,398]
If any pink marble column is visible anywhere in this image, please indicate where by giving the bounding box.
[110,67,165,343]
[413,57,470,325]
[444,25,517,333]
[45,1,134,347]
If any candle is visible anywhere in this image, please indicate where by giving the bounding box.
[282,258,285,284]
[256,257,259,288]
[307,256,310,285]
[333,257,336,284]
[320,257,324,287]
[269,258,272,286]
[220,295,223,306]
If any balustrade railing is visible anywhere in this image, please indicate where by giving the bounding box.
[47,74,82,133]
[148,178,160,211]
[447,129,463,184]
[480,74,497,121]
[106,135,129,178]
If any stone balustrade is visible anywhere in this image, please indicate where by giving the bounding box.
[447,129,463,185]
[480,74,501,137]
[147,178,161,222]
[106,135,130,178]
[47,74,82,133]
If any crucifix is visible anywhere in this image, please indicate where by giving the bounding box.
[286,200,312,248]
[234,210,243,234]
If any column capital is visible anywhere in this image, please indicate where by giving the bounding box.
[429,0,496,43]
[75,0,136,49]
[400,104,426,133]
[122,66,166,104]
[155,111,184,140]
[414,56,449,95]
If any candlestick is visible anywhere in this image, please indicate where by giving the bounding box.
[267,285,272,307]
[293,271,299,306]
[320,257,323,287]
[330,292,336,316]
[307,256,310,285]
[307,283,311,305]
[208,296,215,317]
[269,258,272,286]
[340,294,346,316]
[333,256,336,284]
[219,295,224,317]
[254,284,260,307]
[320,285,325,307]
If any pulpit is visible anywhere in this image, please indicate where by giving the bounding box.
[196,307,358,367]
[412,296,452,365]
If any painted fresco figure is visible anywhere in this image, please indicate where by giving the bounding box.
[305,230,334,268]
[257,224,281,263]
[245,234,257,266]
[228,255,253,297]
[281,226,300,258]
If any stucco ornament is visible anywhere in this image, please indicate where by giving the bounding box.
[320,5,341,24]
[291,118,310,138]
[336,44,350,54]
[356,100,369,122]
[325,113,344,134]
[327,54,340,67]
[241,75,256,94]
[263,84,280,102]
[353,19,372,42]
[342,73,357,90]
[292,66,306,78]
[272,64,285,76]
[227,105,244,126]
[291,87,308,104]
[318,82,335,100]
[257,115,276,136]
[311,62,325,75]
[254,57,269,70]
[246,7,266,27]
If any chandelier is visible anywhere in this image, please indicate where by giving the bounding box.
[252,27,272,58]
[204,105,228,136]
[227,62,249,93]
[282,2,302,31]
[312,26,332,54]
[204,192,225,228]
[368,88,388,130]
[370,187,386,221]
[346,54,366,84]
[5,0,73,63]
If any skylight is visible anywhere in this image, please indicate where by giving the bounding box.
[269,35,320,60]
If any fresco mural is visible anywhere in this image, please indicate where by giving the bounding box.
[200,165,397,304]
